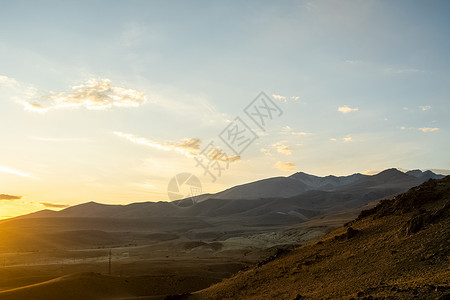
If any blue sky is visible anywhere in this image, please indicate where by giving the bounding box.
[0,0,449,218]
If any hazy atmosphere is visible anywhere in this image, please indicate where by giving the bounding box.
[1,0,449,219]
[0,1,449,300]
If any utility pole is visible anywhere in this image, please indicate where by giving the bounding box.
[108,249,112,275]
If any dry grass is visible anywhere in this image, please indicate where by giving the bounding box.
[194,177,450,299]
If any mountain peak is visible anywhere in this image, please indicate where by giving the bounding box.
[374,168,405,176]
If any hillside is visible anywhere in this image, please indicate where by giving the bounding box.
[193,176,450,299]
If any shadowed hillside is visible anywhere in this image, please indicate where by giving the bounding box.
[192,176,450,299]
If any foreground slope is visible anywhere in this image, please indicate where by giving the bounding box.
[0,272,219,300]
[194,176,450,299]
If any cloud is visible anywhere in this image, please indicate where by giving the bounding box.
[343,136,353,142]
[329,136,352,142]
[275,161,296,171]
[260,148,271,156]
[272,141,292,155]
[19,78,147,112]
[201,146,241,162]
[114,131,200,157]
[0,165,33,178]
[400,126,407,130]
[272,94,301,103]
[383,67,421,74]
[0,194,22,200]
[344,60,360,65]
[40,202,70,208]
[0,75,19,87]
[114,132,240,162]
[22,102,48,112]
[338,105,359,114]
[362,169,382,175]
[280,126,311,136]
[419,105,432,111]
[419,127,439,133]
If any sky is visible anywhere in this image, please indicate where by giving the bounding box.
[1,0,449,218]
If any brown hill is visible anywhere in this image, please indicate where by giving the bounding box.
[0,272,219,300]
[192,176,450,299]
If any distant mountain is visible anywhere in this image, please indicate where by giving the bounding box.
[211,176,311,200]
[406,169,445,180]
[211,168,443,200]
[212,171,367,200]
[13,168,444,226]
[289,172,367,190]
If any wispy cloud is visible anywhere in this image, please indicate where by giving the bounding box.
[260,148,271,156]
[0,75,19,87]
[362,169,382,175]
[338,105,359,114]
[330,138,337,141]
[272,94,301,103]
[0,166,33,178]
[419,127,439,133]
[344,60,361,65]
[272,141,292,155]
[19,78,147,112]
[0,194,22,200]
[204,147,241,162]
[419,105,432,111]
[114,131,200,157]
[275,161,296,171]
[40,202,70,208]
[114,131,240,162]
[343,136,353,142]
[280,126,311,136]
[383,67,422,74]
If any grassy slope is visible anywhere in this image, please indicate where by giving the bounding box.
[194,177,450,299]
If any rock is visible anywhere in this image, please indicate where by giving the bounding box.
[335,227,360,240]
[346,227,359,239]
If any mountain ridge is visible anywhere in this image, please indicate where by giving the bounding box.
[8,168,444,222]
[2,168,442,240]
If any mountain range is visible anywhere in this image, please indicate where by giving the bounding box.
[0,168,441,248]
[17,168,443,222]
